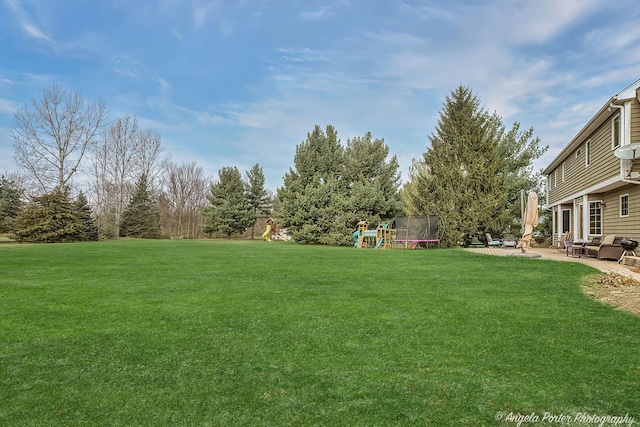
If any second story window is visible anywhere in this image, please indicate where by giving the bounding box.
[621,194,629,217]
[585,140,592,167]
[612,115,621,149]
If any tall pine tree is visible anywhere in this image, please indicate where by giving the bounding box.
[277,125,347,244]
[203,166,253,238]
[120,174,160,238]
[403,86,546,246]
[75,191,99,241]
[245,163,272,239]
[343,132,401,226]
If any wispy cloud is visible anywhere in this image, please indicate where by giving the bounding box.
[299,6,331,21]
[0,97,21,115]
[113,56,141,79]
[190,0,235,35]
[4,0,55,44]
[0,77,16,87]
[192,2,212,29]
[276,47,329,63]
[157,78,171,94]
[584,23,640,54]
[22,21,52,42]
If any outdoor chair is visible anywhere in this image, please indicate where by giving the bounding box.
[558,232,573,250]
[486,233,502,247]
[501,234,517,248]
[585,235,623,260]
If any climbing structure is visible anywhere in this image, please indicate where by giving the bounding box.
[354,220,395,249]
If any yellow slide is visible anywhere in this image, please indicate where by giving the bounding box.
[261,224,272,241]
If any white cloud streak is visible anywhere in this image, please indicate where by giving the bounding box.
[4,0,54,44]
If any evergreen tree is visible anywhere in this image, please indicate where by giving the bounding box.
[245,163,272,239]
[277,125,347,244]
[13,187,84,243]
[403,86,547,246]
[0,175,24,233]
[75,191,99,241]
[343,132,401,226]
[276,125,401,245]
[120,174,160,238]
[203,166,253,238]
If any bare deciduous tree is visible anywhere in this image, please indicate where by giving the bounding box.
[91,115,139,237]
[10,84,106,194]
[90,115,169,238]
[135,129,169,193]
[163,161,208,238]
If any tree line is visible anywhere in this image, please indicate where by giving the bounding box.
[1,84,547,246]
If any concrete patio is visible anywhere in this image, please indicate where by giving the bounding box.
[464,246,640,282]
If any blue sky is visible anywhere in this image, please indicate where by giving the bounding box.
[1,0,640,191]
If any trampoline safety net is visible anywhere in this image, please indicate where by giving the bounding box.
[391,216,439,241]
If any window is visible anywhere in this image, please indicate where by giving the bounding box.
[612,115,621,149]
[562,162,565,183]
[620,194,629,217]
[554,170,557,188]
[562,209,571,233]
[585,140,592,166]
[589,201,602,235]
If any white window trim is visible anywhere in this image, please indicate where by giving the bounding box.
[589,200,602,236]
[612,114,621,150]
[585,140,592,167]
[562,162,565,183]
[620,193,629,218]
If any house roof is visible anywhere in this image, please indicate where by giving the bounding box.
[542,78,640,175]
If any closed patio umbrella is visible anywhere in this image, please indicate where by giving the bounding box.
[518,191,538,253]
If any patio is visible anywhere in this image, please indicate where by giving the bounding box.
[464,246,640,282]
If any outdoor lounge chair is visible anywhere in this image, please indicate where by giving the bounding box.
[501,234,517,248]
[585,235,623,260]
[486,233,502,247]
[558,232,573,250]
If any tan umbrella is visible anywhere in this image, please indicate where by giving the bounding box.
[518,191,538,253]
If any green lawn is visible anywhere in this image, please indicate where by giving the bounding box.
[1,240,639,425]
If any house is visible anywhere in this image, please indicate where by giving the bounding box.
[543,78,640,246]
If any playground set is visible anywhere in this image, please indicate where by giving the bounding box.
[261,218,291,241]
[353,221,395,249]
[353,216,439,249]
[260,215,439,248]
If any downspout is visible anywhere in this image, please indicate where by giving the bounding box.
[609,102,640,185]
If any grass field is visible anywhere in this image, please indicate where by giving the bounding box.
[1,240,639,425]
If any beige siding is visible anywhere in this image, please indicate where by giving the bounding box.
[631,94,640,143]
[548,114,619,204]
[601,185,640,240]
[546,86,640,241]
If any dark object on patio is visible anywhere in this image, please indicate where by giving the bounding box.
[619,238,638,263]
[585,235,624,260]
[620,238,638,251]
